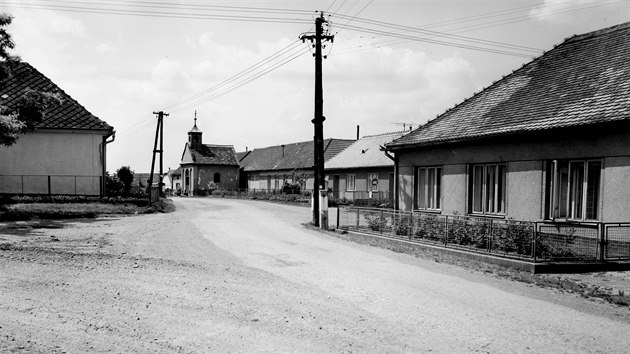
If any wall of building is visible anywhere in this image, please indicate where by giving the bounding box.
[395,131,630,222]
[194,165,239,191]
[602,156,630,222]
[326,167,394,200]
[0,130,106,195]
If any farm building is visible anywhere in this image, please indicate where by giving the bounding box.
[325,131,407,205]
[385,22,630,223]
[0,62,114,196]
[238,138,354,192]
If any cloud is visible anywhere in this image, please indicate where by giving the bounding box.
[529,0,602,23]
[10,8,86,37]
[95,43,116,54]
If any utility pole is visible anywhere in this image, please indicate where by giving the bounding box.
[149,111,168,204]
[301,12,334,227]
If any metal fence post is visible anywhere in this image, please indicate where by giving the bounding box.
[532,222,537,262]
[380,209,384,235]
[444,215,449,246]
[408,211,414,240]
[488,219,493,253]
[597,223,608,262]
[356,208,360,231]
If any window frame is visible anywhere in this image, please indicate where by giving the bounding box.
[346,174,356,192]
[469,163,506,216]
[414,166,442,211]
[546,159,601,221]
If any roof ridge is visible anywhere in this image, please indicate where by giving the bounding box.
[565,21,630,44]
[361,130,407,138]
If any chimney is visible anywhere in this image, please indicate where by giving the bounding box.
[356,125,360,140]
[281,144,285,157]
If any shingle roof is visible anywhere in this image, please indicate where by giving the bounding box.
[0,61,113,132]
[325,131,406,170]
[239,139,354,172]
[186,144,239,166]
[387,22,630,149]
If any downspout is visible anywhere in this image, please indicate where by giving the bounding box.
[100,130,116,197]
[380,145,397,210]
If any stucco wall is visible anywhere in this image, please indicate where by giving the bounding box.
[506,161,543,221]
[441,164,467,215]
[395,131,630,221]
[602,156,630,222]
[0,131,105,195]
[193,165,239,191]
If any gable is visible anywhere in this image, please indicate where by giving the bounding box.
[0,61,113,132]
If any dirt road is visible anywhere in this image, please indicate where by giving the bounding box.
[1,198,629,353]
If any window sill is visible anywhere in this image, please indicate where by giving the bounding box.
[468,213,505,219]
[414,209,441,214]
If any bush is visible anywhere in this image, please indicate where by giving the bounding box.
[414,214,444,241]
[364,212,388,231]
[392,214,411,236]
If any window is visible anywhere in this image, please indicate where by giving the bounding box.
[213,172,221,183]
[415,167,441,210]
[470,163,506,215]
[367,173,379,192]
[546,160,601,220]
[346,174,356,191]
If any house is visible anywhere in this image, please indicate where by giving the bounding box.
[325,131,406,203]
[180,117,239,195]
[238,138,354,192]
[163,167,182,192]
[0,62,114,196]
[385,22,630,226]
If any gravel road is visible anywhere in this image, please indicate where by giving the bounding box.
[1,197,629,353]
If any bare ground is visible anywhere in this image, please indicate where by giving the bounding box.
[1,198,629,353]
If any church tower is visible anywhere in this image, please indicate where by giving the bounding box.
[188,110,203,150]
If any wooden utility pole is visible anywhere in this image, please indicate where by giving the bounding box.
[301,12,334,226]
[149,111,168,204]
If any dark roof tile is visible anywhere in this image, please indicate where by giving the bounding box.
[387,22,630,149]
[0,61,113,132]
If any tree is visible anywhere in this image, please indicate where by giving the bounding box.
[0,13,60,146]
[116,166,134,195]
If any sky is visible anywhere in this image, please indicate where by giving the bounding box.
[2,0,628,173]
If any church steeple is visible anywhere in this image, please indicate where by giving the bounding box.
[188,110,203,149]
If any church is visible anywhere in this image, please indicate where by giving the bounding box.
[179,114,239,195]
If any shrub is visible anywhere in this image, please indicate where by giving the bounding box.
[364,212,388,231]
[414,214,444,241]
[392,214,411,236]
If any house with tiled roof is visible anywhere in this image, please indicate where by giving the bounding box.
[385,22,630,225]
[0,62,114,196]
[324,131,407,203]
[179,116,239,195]
[238,138,354,192]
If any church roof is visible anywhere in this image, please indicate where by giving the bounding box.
[184,143,239,166]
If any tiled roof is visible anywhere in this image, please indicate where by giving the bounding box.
[239,138,354,172]
[236,150,251,162]
[0,61,113,132]
[387,22,630,149]
[187,144,239,166]
[326,131,406,170]
[167,166,182,176]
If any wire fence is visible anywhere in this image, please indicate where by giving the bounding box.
[0,174,103,196]
[337,207,630,263]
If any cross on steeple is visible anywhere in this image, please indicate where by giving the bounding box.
[194,110,197,125]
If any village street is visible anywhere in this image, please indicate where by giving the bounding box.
[1,198,629,353]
